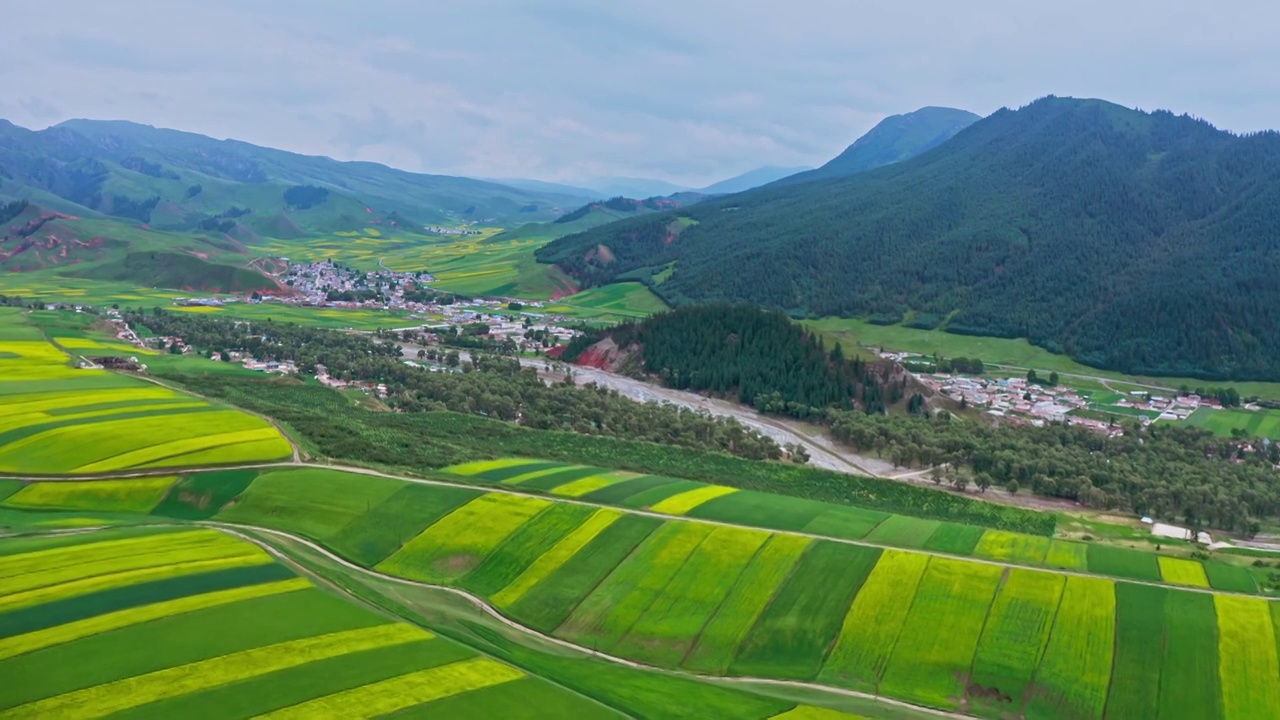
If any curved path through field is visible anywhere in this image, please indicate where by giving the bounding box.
[0,461,1257,598]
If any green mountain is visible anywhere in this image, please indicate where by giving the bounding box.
[0,118,585,234]
[777,106,979,185]
[537,96,1280,380]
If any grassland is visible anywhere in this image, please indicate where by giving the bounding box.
[0,309,291,475]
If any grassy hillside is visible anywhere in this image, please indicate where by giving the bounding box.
[538,96,1280,381]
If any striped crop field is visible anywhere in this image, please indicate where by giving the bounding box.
[1215,595,1280,720]
[1044,540,1089,570]
[3,476,177,514]
[11,466,1280,719]
[878,557,1003,709]
[921,523,986,555]
[973,529,1052,565]
[820,549,930,693]
[1025,576,1115,720]
[966,569,1064,712]
[682,534,812,674]
[863,515,941,548]
[731,542,881,681]
[1158,556,1211,587]
[1086,544,1161,581]
[377,493,552,583]
[0,527,620,719]
[615,525,769,665]
[649,484,738,515]
[0,312,291,475]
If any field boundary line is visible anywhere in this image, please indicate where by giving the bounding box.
[1,462,1275,600]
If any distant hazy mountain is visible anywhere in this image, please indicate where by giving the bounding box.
[538,96,1280,380]
[777,106,980,186]
[697,166,811,195]
[585,178,691,200]
[0,118,586,233]
[485,178,600,201]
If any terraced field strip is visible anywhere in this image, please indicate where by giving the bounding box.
[689,490,830,533]
[1158,591,1223,720]
[560,521,715,652]
[1203,562,1258,593]
[863,515,941,548]
[493,509,624,609]
[507,514,661,633]
[616,525,769,666]
[1158,556,1211,588]
[770,707,869,719]
[0,576,311,661]
[819,549,929,693]
[1044,540,1089,570]
[217,468,405,541]
[1025,575,1116,720]
[732,542,881,681]
[443,458,538,476]
[501,464,596,487]
[5,623,432,719]
[682,534,811,674]
[973,529,1051,565]
[258,657,525,719]
[648,484,738,515]
[3,476,177,513]
[1104,583,1167,720]
[800,505,889,541]
[619,479,705,509]
[1214,595,1280,720]
[1086,544,1161,582]
[966,568,1064,713]
[548,471,641,498]
[325,483,481,566]
[878,556,1003,710]
[921,522,985,555]
[461,503,596,596]
[151,470,260,520]
[377,493,552,583]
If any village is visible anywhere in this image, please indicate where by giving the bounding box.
[880,350,1239,435]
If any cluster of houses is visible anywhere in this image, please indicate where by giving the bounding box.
[889,351,1233,436]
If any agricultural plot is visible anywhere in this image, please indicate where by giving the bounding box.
[864,516,941,548]
[973,529,1051,565]
[616,526,769,666]
[325,483,481,567]
[920,522,985,555]
[682,534,812,674]
[460,503,596,596]
[493,509,624,609]
[1159,591,1223,720]
[649,485,738,515]
[732,542,881,680]
[688,491,830,532]
[1202,562,1257,593]
[820,550,930,693]
[216,468,404,541]
[1158,556,1210,587]
[0,527,614,719]
[377,493,551,583]
[151,470,260,520]
[560,521,716,653]
[1043,540,1089,570]
[878,557,1003,710]
[1104,584,1167,720]
[0,311,290,475]
[549,471,640,498]
[3,477,176,514]
[1214,595,1280,720]
[1086,544,1161,582]
[966,569,1064,713]
[1025,576,1115,720]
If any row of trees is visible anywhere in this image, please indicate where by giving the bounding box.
[829,410,1278,532]
[127,309,783,461]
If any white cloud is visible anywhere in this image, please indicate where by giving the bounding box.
[1,0,1277,185]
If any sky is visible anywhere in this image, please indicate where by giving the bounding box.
[2,1,1278,187]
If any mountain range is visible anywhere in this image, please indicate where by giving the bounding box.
[537,97,1280,380]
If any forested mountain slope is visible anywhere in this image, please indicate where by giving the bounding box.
[537,97,1280,380]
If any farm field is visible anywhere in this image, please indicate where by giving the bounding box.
[1,469,1279,718]
[0,309,292,475]
[442,457,1263,596]
[1186,406,1280,439]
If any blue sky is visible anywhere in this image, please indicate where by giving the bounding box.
[2,1,1276,186]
